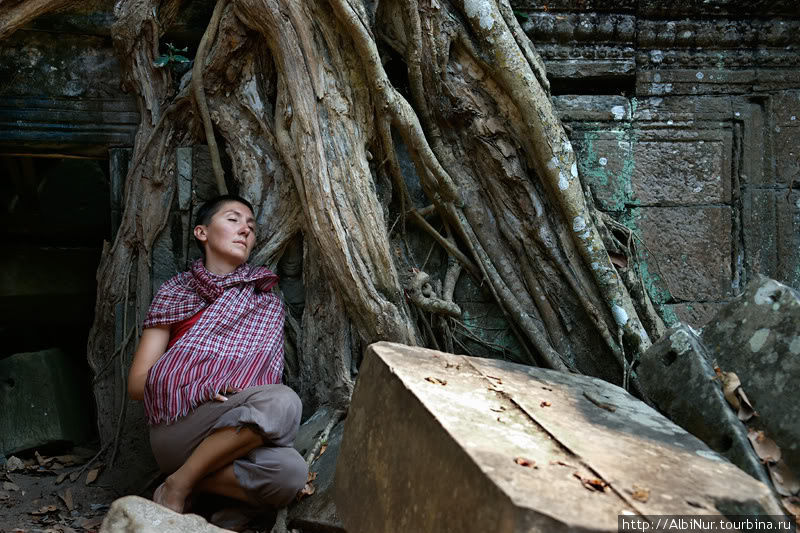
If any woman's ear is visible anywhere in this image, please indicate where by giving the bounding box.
[194,225,208,245]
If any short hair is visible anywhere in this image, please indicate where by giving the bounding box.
[193,194,255,254]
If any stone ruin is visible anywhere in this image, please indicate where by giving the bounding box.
[1,0,799,531]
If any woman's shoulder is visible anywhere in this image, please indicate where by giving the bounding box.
[157,270,194,293]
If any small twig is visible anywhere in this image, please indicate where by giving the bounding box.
[68,442,112,483]
[192,0,228,195]
[305,409,345,465]
[409,210,479,278]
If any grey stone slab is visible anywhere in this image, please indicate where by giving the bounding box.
[0,349,94,455]
[553,95,631,123]
[743,190,800,289]
[100,495,232,533]
[290,421,346,533]
[638,326,775,489]
[701,277,800,474]
[336,343,781,533]
[628,206,733,302]
[632,96,732,123]
[631,137,731,205]
[668,302,727,328]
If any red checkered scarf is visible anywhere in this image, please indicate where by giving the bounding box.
[143,259,284,426]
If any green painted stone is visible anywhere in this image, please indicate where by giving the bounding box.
[0,348,94,455]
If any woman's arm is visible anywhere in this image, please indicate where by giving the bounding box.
[128,326,170,401]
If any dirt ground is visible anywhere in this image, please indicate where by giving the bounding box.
[0,447,282,533]
[0,447,121,533]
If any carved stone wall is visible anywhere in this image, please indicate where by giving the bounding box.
[516,0,800,326]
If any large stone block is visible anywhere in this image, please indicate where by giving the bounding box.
[628,206,732,302]
[100,496,232,533]
[336,343,781,533]
[630,137,731,205]
[638,325,774,489]
[701,277,800,475]
[575,130,731,211]
[0,349,94,455]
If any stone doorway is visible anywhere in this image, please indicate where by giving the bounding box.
[0,154,111,456]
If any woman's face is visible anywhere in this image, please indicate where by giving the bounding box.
[196,201,256,266]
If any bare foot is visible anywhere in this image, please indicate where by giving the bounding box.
[153,476,191,513]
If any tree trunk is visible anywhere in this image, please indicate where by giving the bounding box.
[0,0,665,479]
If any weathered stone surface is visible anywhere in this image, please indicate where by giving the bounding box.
[701,276,800,474]
[100,496,232,533]
[668,302,726,328]
[638,325,774,489]
[574,129,730,210]
[631,138,730,205]
[289,408,346,533]
[743,190,800,290]
[629,206,732,302]
[0,349,94,455]
[336,342,781,533]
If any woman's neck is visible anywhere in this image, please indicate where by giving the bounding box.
[203,256,243,275]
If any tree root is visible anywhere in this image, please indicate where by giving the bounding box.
[0,0,79,40]
[192,0,228,195]
[407,270,462,318]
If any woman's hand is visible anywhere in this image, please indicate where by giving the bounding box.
[213,386,240,402]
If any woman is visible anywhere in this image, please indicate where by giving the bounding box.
[128,194,307,515]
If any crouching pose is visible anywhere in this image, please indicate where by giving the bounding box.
[128,194,307,514]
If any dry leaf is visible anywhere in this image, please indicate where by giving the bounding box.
[631,484,650,503]
[735,387,756,421]
[30,505,59,516]
[55,472,68,485]
[782,497,800,524]
[307,471,318,483]
[2,481,19,491]
[718,369,742,411]
[747,429,781,464]
[75,516,103,530]
[85,468,100,485]
[540,401,552,408]
[58,489,74,511]
[298,482,315,499]
[424,376,447,386]
[574,472,608,492]
[52,455,80,467]
[68,471,80,483]
[768,460,800,496]
[514,457,537,468]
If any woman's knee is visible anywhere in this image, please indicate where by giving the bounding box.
[248,448,308,508]
[251,384,302,427]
